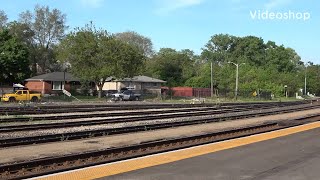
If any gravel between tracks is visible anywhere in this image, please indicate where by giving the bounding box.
[0,109,226,126]
[0,108,319,165]
[0,107,217,119]
[0,110,233,138]
[0,104,316,139]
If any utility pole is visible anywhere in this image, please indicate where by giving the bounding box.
[211,62,213,97]
[304,71,307,95]
[63,70,66,99]
[235,63,239,100]
[228,61,245,100]
[304,64,307,95]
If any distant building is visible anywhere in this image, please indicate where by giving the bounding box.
[25,73,166,96]
[102,75,166,95]
[25,72,82,94]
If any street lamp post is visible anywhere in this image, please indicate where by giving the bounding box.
[304,64,308,96]
[211,62,213,97]
[304,73,307,95]
[228,61,245,100]
[284,85,288,98]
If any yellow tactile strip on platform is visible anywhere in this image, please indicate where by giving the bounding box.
[37,121,320,180]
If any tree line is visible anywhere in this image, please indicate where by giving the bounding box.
[0,6,319,97]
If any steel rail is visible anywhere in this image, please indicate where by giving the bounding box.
[0,105,318,148]
[0,104,309,132]
[0,103,305,123]
[0,114,319,180]
[0,101,309,115]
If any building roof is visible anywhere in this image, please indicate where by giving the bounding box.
[107,75,166,83]
[25,72,80,82]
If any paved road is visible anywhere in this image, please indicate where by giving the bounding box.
[102,128,320,180]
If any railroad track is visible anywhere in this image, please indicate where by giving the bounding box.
[0,106,246,122]
[0,102,310,123]
[0,103,314,132]
[0,103,214,115]
[0,102,292,124]
[0,114,319,180]
[0,104,318,148]
[0,101,310,115]
[0,108,247,132]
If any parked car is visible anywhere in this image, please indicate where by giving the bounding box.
[104,90,118,97]
[1,90,41,102]
[111,90,141,101]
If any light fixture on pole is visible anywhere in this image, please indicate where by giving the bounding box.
[228,61,245,100]
[284,85,288,98]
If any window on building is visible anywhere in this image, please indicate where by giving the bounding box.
[153,83,158,87]
[52,81,64,90]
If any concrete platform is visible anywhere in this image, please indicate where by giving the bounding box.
[35,120,320,180]
[104,125,320,180]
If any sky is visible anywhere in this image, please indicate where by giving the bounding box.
[1,0,319,64]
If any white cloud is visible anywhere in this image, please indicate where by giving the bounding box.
[81,0,105,8]
[264,0,292,9]
[155,0,204,15]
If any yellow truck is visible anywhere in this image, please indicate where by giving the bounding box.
[1,90,41,102]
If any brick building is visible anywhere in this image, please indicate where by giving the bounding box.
[25,72,81,95]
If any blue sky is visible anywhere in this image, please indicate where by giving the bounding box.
[1,0,319,63]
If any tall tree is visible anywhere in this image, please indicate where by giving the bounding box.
[147,48,195,86]
[0,10,7,28]
[198,34,310,97]
[58,24,144,98]
[7,21,36,72]
[232,36,266,66]
[201,34,237,62]
[19,5,67,74]
[0,29,30,84]
[115,31,154,57]
[305,64,320,95]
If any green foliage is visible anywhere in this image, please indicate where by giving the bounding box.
[305,65,320,95]
[197,33,317,97]
[146,48,196,87]
[0,10,7,28]
[19,5,68,74]
[115,31,154,57]
[1,5,320,97]
[202,34,302,71]
[57,23,144,98]
[0,29,31,84]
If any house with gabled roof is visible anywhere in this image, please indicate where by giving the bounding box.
[102,75,166,95]
[24,72,83,94]
[24,72,166,95]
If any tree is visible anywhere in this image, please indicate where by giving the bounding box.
[198,33,312,98]
[6,21,36,73]
[115,31,154,57]
[232,36,266,66]
[58,24,144,98]
[19,5,67,74]
[305,64,320,95]
[0,10,7,28]
[201,34,237,62]
[0,29,30,84]
[147,48,196,87]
